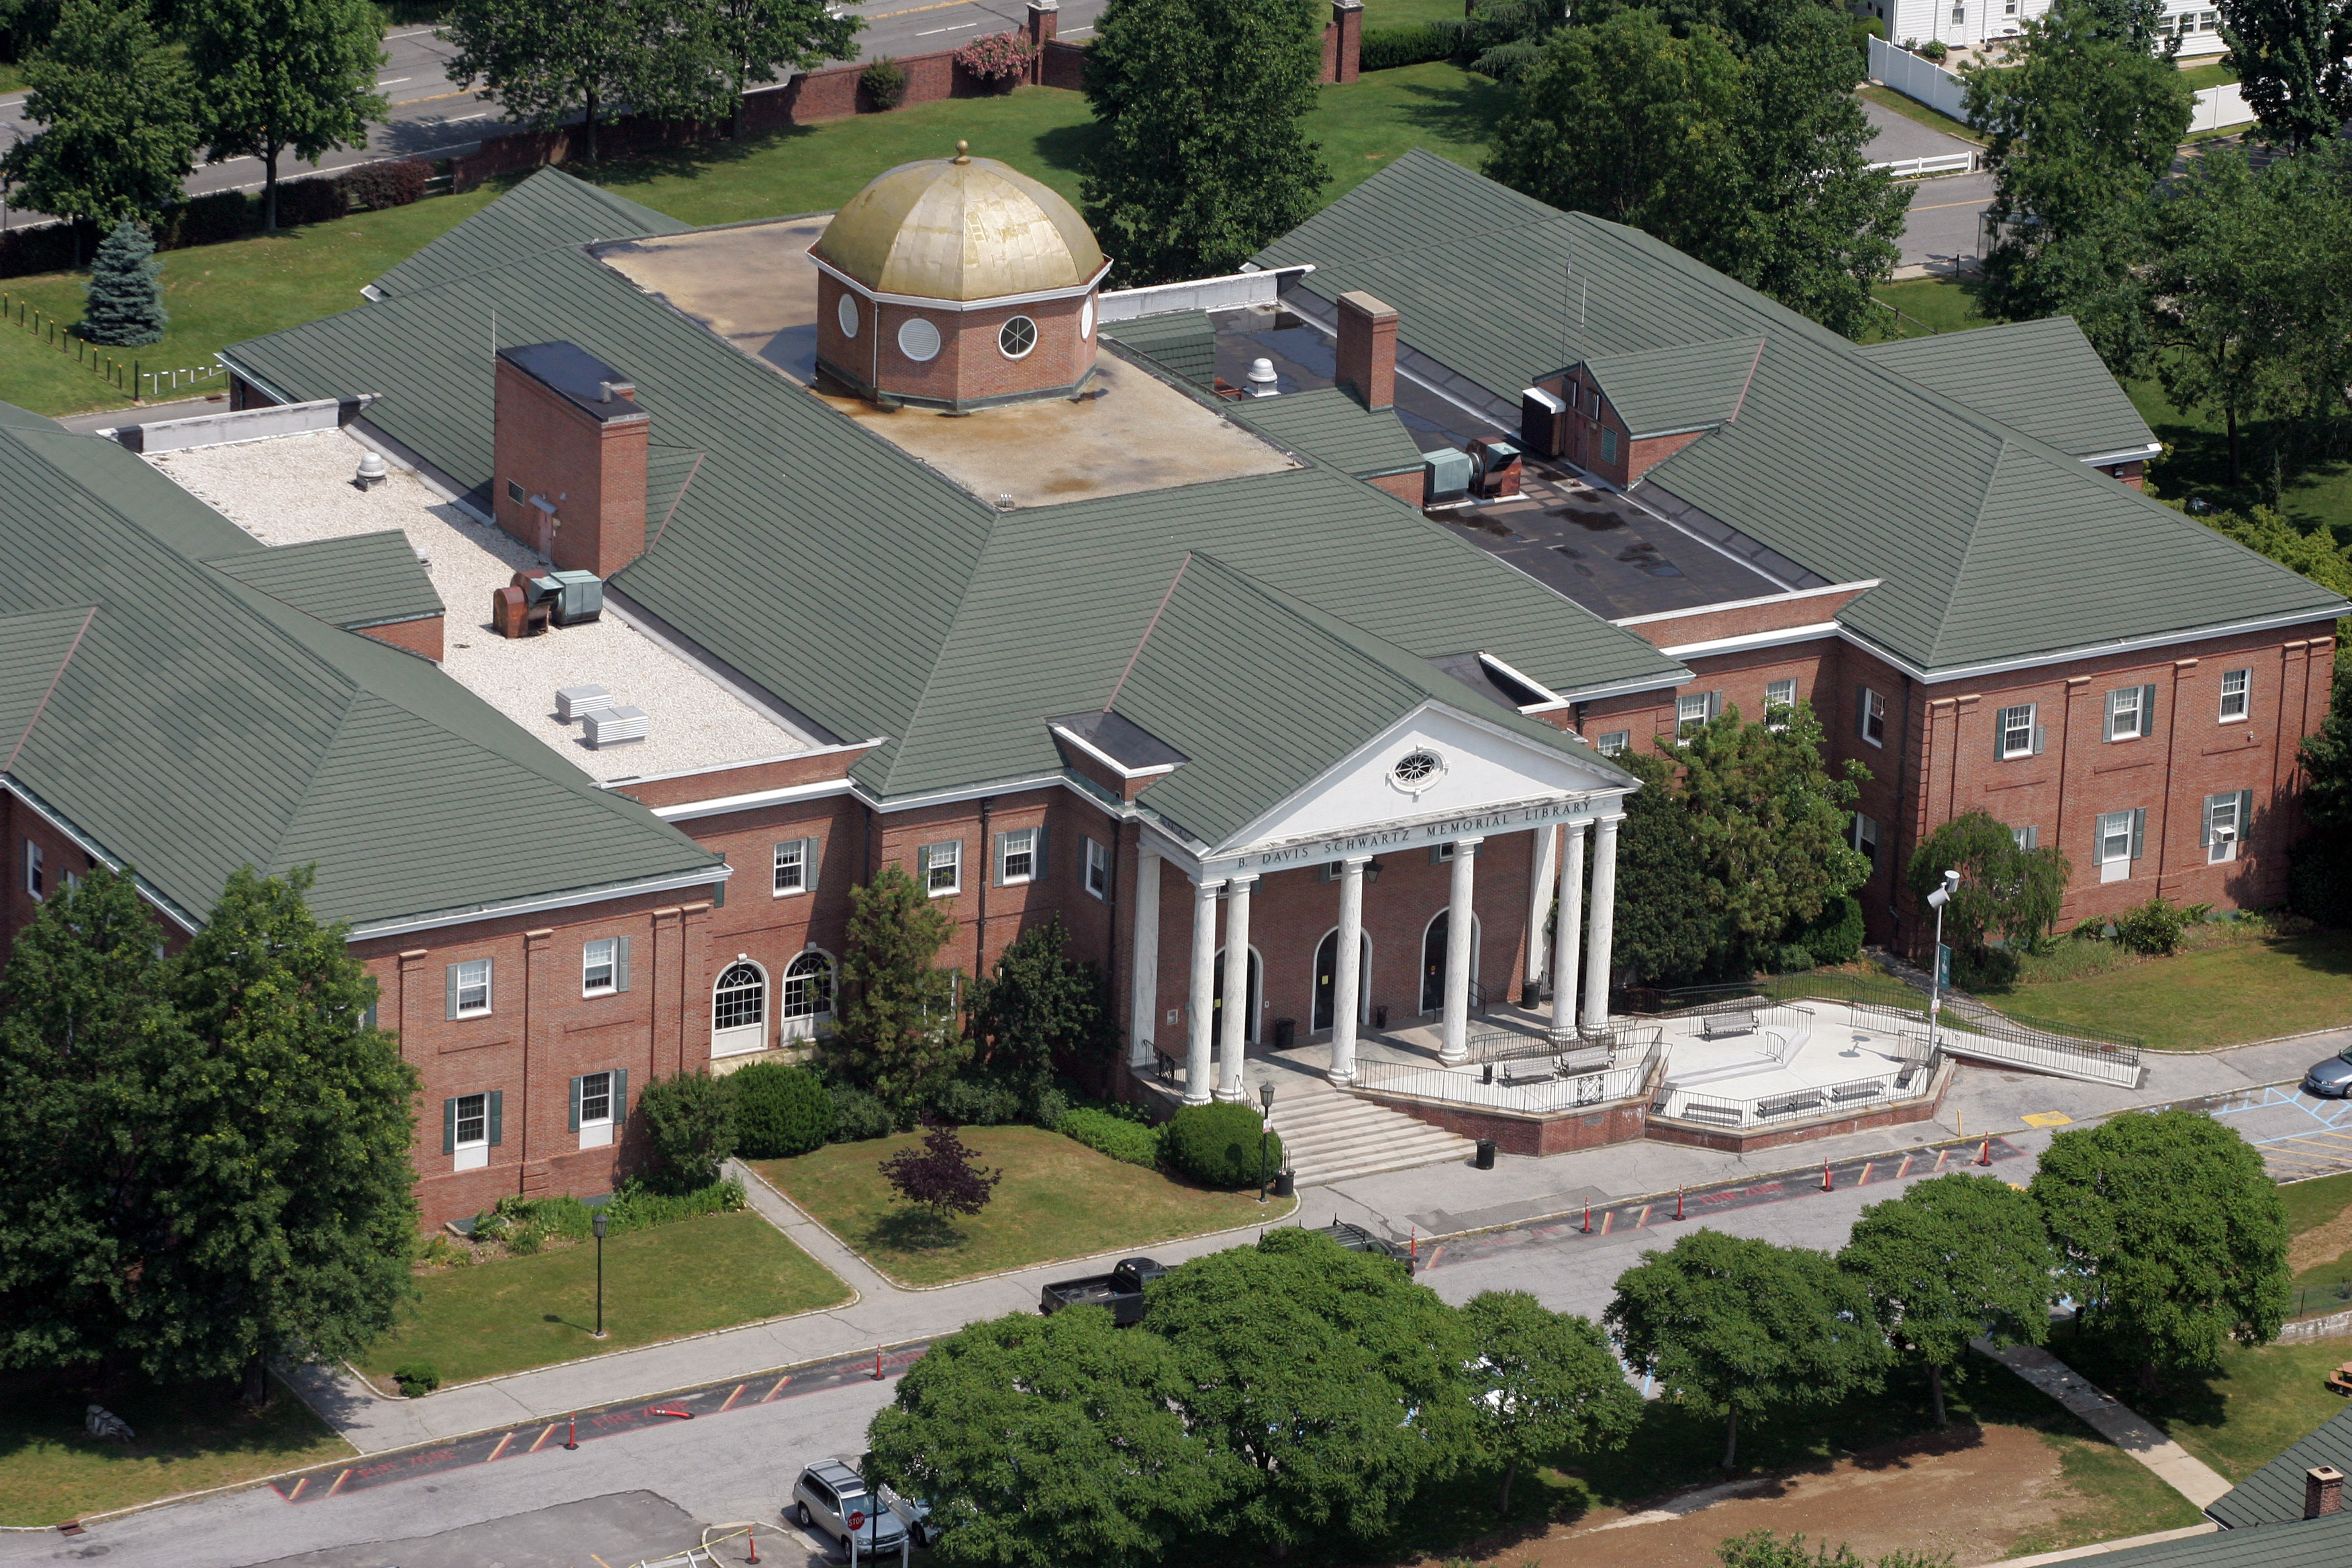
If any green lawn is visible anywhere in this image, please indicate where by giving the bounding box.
[2053,1322,2352,1481]
[1975,929,2352,1050]
[354,1210,847,1387]
[1362,0,1469,25]
[0,1369,350,1528]
[1865,275,1996,342]
[754,1124,1289,1287]
[2178,60,2239,90]
[1859,82,1987,146]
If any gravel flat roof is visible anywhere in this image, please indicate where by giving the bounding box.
[150,428,812,784]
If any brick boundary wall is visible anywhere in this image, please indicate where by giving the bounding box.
[1354,1091,1650,1157]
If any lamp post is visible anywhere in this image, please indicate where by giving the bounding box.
[1926,868,1960,1061]
[1258,1081,1277,1203]
[591,1208,608,1340]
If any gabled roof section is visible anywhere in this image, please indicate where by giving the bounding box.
[1580,334,1763,439]
[2208,1404,2352,1529]
[1863,316,2157,461]
[0,603,95,763]
[1228,387,1426,478]
[207,532,442,631]
[2068,1515,2352,1567]
[371,167,689,299]
[1258,150,2348,675]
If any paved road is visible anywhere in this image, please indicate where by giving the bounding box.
[844,0,1110,62]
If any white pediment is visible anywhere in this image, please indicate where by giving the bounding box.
[1204,703,1628,875]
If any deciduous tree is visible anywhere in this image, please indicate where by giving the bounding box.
[1611,749,1725,986]
[1905,810,2071,960]
[1461,1289,1641,1513]
[709,0,861,110]
[967,916,1113,1091]
[0,0,196,238]
[1081,0,1325,284]
[1841,1173,2060,1426]
[1606,1229,1892,1469]
[2219,0,2352,145]
[879,1118,1003,1230]
[833,863,966,1114]
[187,0,385,232]
[2030,1108,2288,1391]
[441,0,731,163]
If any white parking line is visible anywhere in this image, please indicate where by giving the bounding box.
[916,21,979,32]
[378,77,412,86]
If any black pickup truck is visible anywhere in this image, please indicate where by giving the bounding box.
[1038,1257,1167,1324]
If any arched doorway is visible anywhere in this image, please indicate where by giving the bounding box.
[1212,946,1263,1044]
[1421,910,1481,1014]
[779,950,836,1041]
[712,960,768,1057]
[1312,929,1373,1032]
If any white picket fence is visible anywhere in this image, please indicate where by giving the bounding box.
[1867,35,2254,134]
[1870,151,1977,177]
[2191,82,2253,132]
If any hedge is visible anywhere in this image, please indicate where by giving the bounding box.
[1359,22,1453,70]
[730,1061,836,1158]
[1164,1101,1282,1189]
[1059,1106,1165,1169]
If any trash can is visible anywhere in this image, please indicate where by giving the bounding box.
[1475,1138,1497,1170]
[1273,1170,1295,1197]
[1373,1005,1389,1030]
[1273,1018,1296,1050]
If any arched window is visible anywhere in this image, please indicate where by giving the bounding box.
[712,961,767,1057]
[781,950,836,1040]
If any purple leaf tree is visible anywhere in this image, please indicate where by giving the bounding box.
[879,1119,1003,1233]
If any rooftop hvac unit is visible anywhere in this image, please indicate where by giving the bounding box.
[546,569,603,626]
[492,583,549,638]
[1423,447,1472,505]
[1469,437,1522,499]
[583,705,648,749]
[557,684,614,722]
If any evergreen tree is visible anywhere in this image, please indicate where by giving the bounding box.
[187,0,387,232]
[967,915,1114,1091]
[1611,748,1725,985]
[83,219,167,346]
[1905,810,2071,961]
[0,0,197,239]
[1081,0,1326,284]
[2219,0,2352,150]
[832,863,966,1115]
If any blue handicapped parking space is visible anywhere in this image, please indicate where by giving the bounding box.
[2206,1084,2352,1180]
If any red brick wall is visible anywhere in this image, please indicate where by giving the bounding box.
[1335,291,1397,413]
[1040,40,1088,89]
[358,614,444,660]
[491,357,650,576]
[1359,1092,1647,1158]
[1625,428,1706,483]
[1,793,96,957]
[609,744,879,812]
[1369,470,1422,506]
[816,277,1097,409]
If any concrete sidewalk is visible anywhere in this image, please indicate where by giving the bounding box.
[1979,1341,2235,1508]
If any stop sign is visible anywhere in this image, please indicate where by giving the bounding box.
[847,1510,865,1530]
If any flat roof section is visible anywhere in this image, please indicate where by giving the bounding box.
[1210,303,1487,452]
[149,428,812,783]
[593,216,830,383]
[1443,475,1787,621]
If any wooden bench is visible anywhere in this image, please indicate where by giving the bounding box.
[1830,1079,1885,1103]
[1699,1009,1760,1040]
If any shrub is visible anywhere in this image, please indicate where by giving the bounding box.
[1916,36,1949,60]
[603,1177,744,1228]
[953,30,1036,81]
[1164,1101,1281,1189]
[1359,21,1451,70]
[879,1119,1003,1226]
[1059,1106,1163,1167]
[157,191,252,250]
[829,1083,895,1142]
[1029,1084,1069,1130]
[862,57,909,109]
[2113,897,2188,956]
[275,176,350,227]
[1792,893,1866,968]
[339,158,430,211]
[931,1073,1026,1126]
[636,1071,738,1193]
[730,1062,836,1158]
[1849,15,1884,57]
[392,1361,440,1397]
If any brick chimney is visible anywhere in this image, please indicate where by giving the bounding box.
[1335,290,1397,412]
[2306,1465,2343,1519]
[492,342,650,578]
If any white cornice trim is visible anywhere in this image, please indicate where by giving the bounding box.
[1477,651,1567,712]
[0,777,201,933]
[1556,670,1693,704]
[346,863,732,940]
[652,778,857,822]
[1612,578,1882,628]
[2078,442,2163,467]
[810,252,1114,313]
[603,737,887,791]
[1661,621,1843,660]
[1844,608,2347,685]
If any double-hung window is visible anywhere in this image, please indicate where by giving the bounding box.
[448,958,492,1018]
[2012,825,2040,851]
[1676,691,1720,741]
[2204,791,2251,863]
[1765,678,1798,728]
[1592,730,1630,757]
[1858,687,1886,746]
[997,826,1038,885]
[1085,838,1111,899]
[920,840,963,896]
[1851,812,1880,871]
[583,937,628,997]
[1998,702,2041,759]
[446,1090,497,1171]
[2096,808,2144,883]
[572,1069,624,1149]
[2219,669,2251,723]
[2105,684,2157,742]
[773,837,820,896]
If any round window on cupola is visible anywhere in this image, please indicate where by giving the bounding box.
[999,315,1038,360]
[897,316,941,362]
[837,293,860,339]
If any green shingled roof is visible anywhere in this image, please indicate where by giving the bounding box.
[1229,387,1425,478]
[1581,335,1763,438]
[2209,1404,2352,1529]
[1257,150,2347,675]
[371,167,688,299]
[207,531,443,630]
[226,184,1682,851]
[1102,310,1217,388]
[2057,1516,2352,1567]
[1863,316,2157,461]
[0,415,717,930]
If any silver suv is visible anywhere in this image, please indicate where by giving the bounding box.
[790,1459,910,1559]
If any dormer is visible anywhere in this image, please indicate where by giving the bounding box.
[1522,334,1765,487]
[1048,709,1187,802]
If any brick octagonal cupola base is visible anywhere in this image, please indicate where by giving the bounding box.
[810,142,1114,412]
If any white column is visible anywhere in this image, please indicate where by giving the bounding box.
[1217,875,1256,1101]
[1440,837,1481,1065]
[1329,855,1369,1086]
[1581,813,1622,1036]
[1185,876,1221,1106]
[1524,824,1559,995]
[1128,847,1161,1069]
[1551,819,1587,1042]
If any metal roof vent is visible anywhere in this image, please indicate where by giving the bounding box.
[354,451,388,489]
[556,684,614,722]
[1246,358,1279,397]
[583,705,648,749]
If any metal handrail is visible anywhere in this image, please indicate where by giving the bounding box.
[1653,1052,1941,1130]
[1355,1040,1661,1114]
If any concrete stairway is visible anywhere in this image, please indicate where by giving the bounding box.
[1269,1089,1477,1187]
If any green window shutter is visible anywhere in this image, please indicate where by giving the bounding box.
[916,843,932,881]
[2141,685,2159,739]
[614,1068,628,1126]
[2102,693,2117,742]
[1707,691,1722,720]
[1993,711,2004,756]
[991,832,1007,887]
[569,1075,583,1133]
[2130,807,2145,861]
[714,853,728,908]
[442,1097,457,1155]
[2240,789,2254,841]
[1032,824,1050,880]
[446,963,459,1020]
[488,1089,503,1146]
[806,837,821,891]
[2032,706,2045,754]
[615,935,632,993]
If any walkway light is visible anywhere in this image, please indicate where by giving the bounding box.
[591,1208,608,1340]
[1259,1083,1277,1202]
[1926,869,1960,1067]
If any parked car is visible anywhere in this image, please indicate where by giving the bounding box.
[789,1458,910,1558]
[852,1451,942,1551]
[2305,1047,2352,1098]
[1311,1220,1413,1273]
[1038,1257,1165,1323]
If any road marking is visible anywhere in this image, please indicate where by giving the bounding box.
[527,1423,556,1453]
[1634,1203,1652,1228]
[1895,1152,1912,1179]
[763,1373,793,1400]
[916,21,978,32]
[2021,1111,2073,1127]
[863,0,981,15]
[1911,196,1990,210]
[326,1469,352,1497]
[485,1431,513,1463]
[446,113,494,122]
[592,1556,614,1568]
[1063,25,1093,32]
[1423,1244,1445,1269]
[719,1382,746,1413]
[378,77,412,85]
[283,1477,307,1502]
